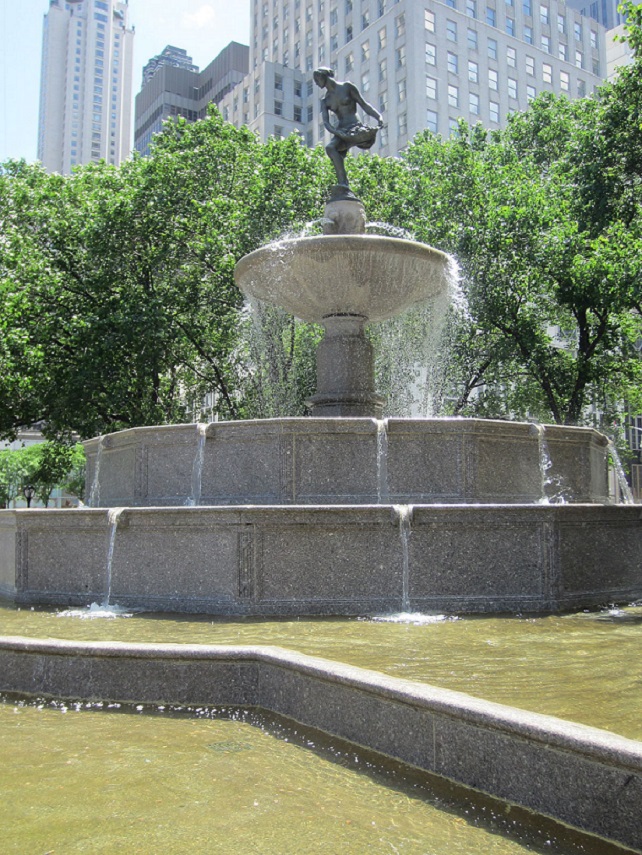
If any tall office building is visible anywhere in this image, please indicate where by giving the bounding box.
[216,0,606,156]
[142,46,200,87]
[38,0,134,174]
[134,42,249,155]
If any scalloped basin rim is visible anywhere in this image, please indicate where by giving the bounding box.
[234,234,451,324]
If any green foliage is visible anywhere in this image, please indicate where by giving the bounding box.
[3,34,642,434]
[0,441,85,508]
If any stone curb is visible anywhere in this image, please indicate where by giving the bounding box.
[1,636,640,850]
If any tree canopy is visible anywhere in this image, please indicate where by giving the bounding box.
[2,12,642,439]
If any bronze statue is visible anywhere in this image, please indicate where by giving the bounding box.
[313,67,384,190]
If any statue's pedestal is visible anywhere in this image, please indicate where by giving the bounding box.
[306,314,384,417]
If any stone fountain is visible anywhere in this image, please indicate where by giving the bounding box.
[2,72,639,616]
[0,188,640,617]
[1,83,641,853]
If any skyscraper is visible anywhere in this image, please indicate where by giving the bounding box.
[134,42,249,155]
[38,0,134,174]
[217,0,606,156]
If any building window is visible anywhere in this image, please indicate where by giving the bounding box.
[574,22,582,40]
[361,70,370,92]
[592,58,600,75]
[275,74,283,91]
[378,27,387,49]
[488,37,497,59]
[398,112,407,135]
[448,51,458,73]
[426,75,438,99]
[467,28,478,49]
[486,6,496,26]
[560,70,570,90]
[427,109,438,132]
[469,92,480,114]
[274,100,283,115]
[346,24,353,41]
[557,13,565,33]
[508,77,517,98]
[575,49,583,68]
[448,84,459,106]
[395,13,405,37]
[469,59,479,81]
[523,0,531,14]
[507,46,516,66]
[307,105,314,121]
[379,90,388,112]
[590,29,597,48]
[505,17,514,35]
[425,10,436,31]
[398,78,406,101]
[488,67,498,89]
[447,20,457,41]
[294,105,302,122]
[426,42,436,64]
[466,0,477,18]
[578,79,586,97]
[396,45,406,68]
[543,62,552,83]
[362,10,370,29]
[540,4,549,24]
[379,58,387,80]
[541,34,551,52]
[526,55,535,75]
[345,52,354,72]
[489,100,499,122]
[362,40,370,61]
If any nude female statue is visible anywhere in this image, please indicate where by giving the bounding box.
[313,67,384,189]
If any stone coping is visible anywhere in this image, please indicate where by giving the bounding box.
[1,636,640,851]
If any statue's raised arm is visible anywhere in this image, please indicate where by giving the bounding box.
[313,67,384,191]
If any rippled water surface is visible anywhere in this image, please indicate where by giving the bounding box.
[0,698,630,854]
[1,601,640,740]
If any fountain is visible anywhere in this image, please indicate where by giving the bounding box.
[1,79,641,850]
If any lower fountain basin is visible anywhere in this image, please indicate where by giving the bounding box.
[234,235,451,323]
[2,503,640,616]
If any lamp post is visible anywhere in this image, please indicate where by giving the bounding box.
[22,484,35,509]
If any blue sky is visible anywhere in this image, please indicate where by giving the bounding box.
[0,0,250,163]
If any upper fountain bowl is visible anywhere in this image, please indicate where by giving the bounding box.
[234,234,451,324]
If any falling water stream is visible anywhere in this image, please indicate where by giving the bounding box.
[375,418,389,503]
[608,440,635,504]
[87,436,105,508]
[187,423,208,507]
[103,508,125,608]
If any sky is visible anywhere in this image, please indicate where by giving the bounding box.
[0,0,251,163]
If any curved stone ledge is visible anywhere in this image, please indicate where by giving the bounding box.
[83,418,609,508]
[0,636,640,851]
